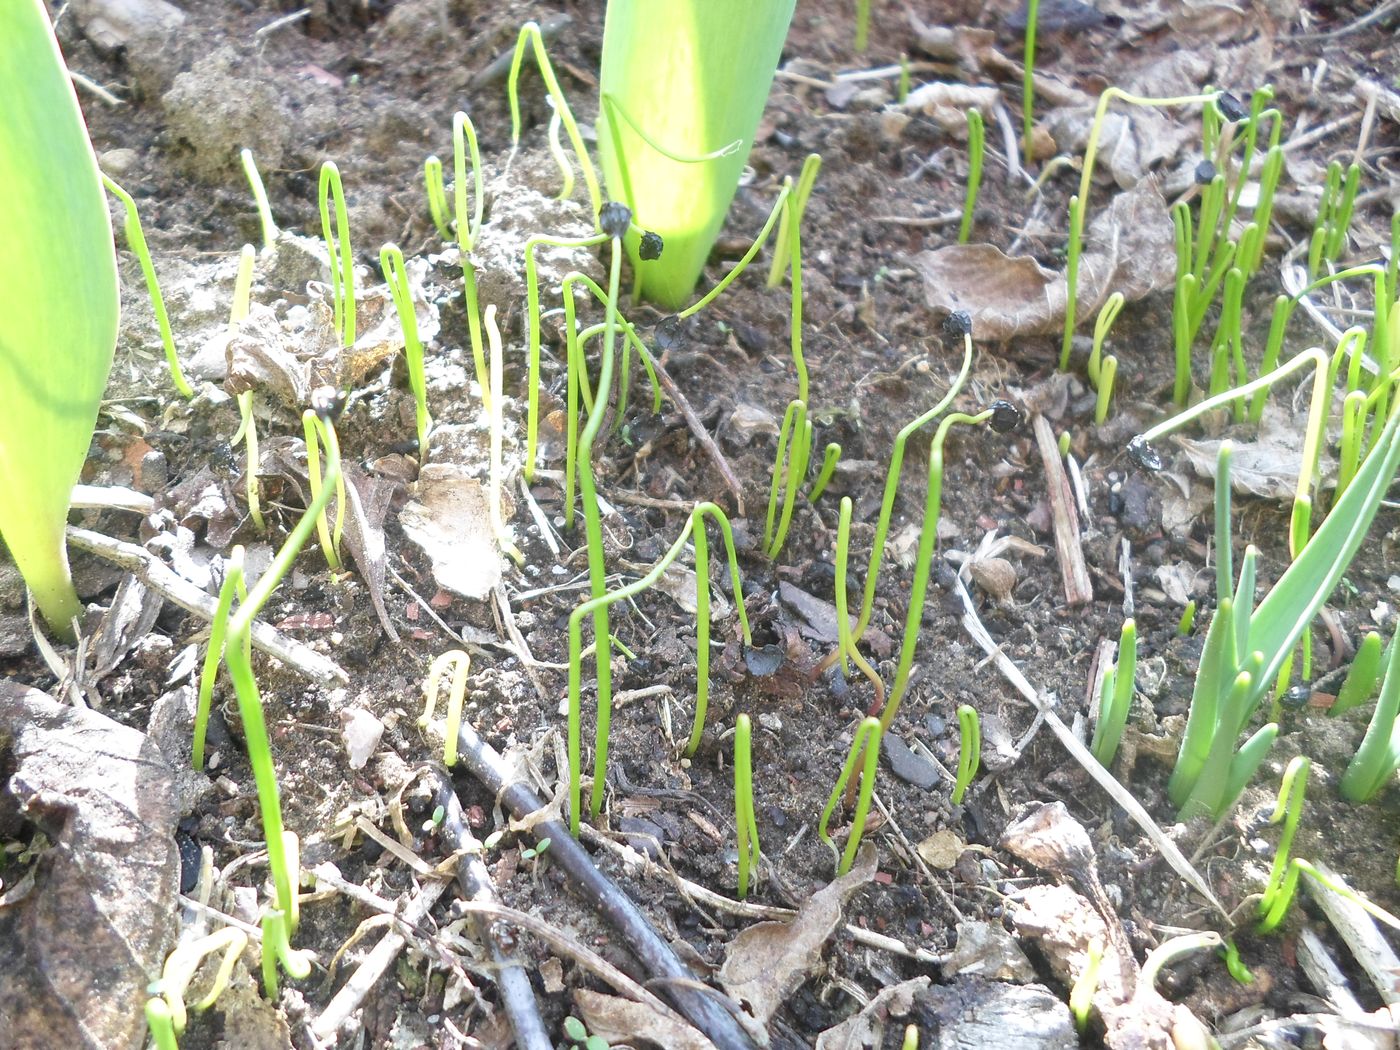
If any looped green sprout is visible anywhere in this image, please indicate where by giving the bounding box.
[380,244,432,460]
[239,148,278,252]
[228,245,266,534]
[734,713,760,899]
[318,161,355,349]
[144,926,248,1045]
[952,704,980,805]
[1090,618,1136,768]
[421,155,453,240]
[422,649,471,767]
[819,717,882,876]
[1256,755,1309,933]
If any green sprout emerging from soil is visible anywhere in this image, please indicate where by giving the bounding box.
[734,713,760,899]
[422,650,472,768]
[952,705,980,805]
[1090,618,1136,769]
[819,717,882,876]
[959,109,984,245]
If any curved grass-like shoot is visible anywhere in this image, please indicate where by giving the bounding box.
[422,649,471,767]
[1332,630,1383,718]
[1093,356,1117,425]
[239,148,278,252]
[380,244,432,460]
[1090,618,1136,768]
[685,504,753,756]
[229,244,266,534]
[958,109,984,245]
[767,154,822,289]
[546,103,575,201]
[1021,0,1040,163]
[302,408,344,571]
[567,501,750,834]
[818,717,882,876]
[734,713,760,898]
[953,704,980,804]
[259,900,312,999]
[807,442,842,503]
[1256,755,1310,933]
[764,399,813,560]
[447,112,491,417]
[834,498,886,711]
[1087,291,1123,389]
[422,155,453,241]
[506,21,602,216]
[1069,939,1102,1034]
[318,161,355,349]
[145,998,179,1050]
[102,175,194,400]
[1139,932,1223,991]
[1177,600,1197,637]
[1340,626,1400,803]
[193,549,247,772]
[152,926,248,1033]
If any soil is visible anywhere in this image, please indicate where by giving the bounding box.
[4,0,1400,1048]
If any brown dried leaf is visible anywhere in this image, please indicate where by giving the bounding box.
[0,684,180,1050]
[399,464,504,601]
[574,988,717,1050]
[338,465,400,643]
[719,844,877,1027]
[914,177,1175,341]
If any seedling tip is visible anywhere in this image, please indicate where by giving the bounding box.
[599,201,632,238]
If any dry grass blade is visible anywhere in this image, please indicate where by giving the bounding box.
[1031,414,1092,606]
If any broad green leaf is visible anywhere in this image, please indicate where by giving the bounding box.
[0,0,119,637]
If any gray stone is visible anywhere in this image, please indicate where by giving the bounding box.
[913,976,1076,1050]
[883,731,940,790]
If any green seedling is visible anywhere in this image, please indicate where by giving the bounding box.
[380,244,432,460]
[508,22,602,216]
[953,704,980,805]
[1069,939,1103,1034]
[302,406,344,571]
[1220,938,1254,984]
[148,926,247,1040]
[1091,618,1137,768]
[567,502,751,834]
[1139,932,1223,990]
[1310,159,1362,278]
[520,837,552,863]
[1177,600,1197,637]
[193,549,247,772]
[0,0,120,638]
[563,1015,611,1050]
[768,153,822,288]
[901,1025,919,1050]
[422,155,453,241]
[854,0,870,51]
[595,0,797,307]
[959,109,985,245]
[318,161,355,349]
[1331,630,1383,717]
[1088,291,1123,423]
[734,713,760,899]
[1340,627,1400,803]
[484,306,524,566]
[1021,0,1040,162]
[444,112,490,413]
[102,175,194,400]
[422,649,471,767]
[807,442,842,503]
[835,498,886,706]
[145,998,179,1050]
[240,148,278,252]
[819,717,882,876]
[229,245,266,534]
[897,55,911,104]
[260,899,312,999]
[1062,86,1223,369]
[1257,755,1309,933]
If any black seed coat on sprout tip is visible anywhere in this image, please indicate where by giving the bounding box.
[598,202,632,238]
[1194,160,1217,186]
[1216,92,1249,123]
[638,231,664,260]
[312,386,348,423]
[989,400,1023,433]
[1127,435,1162,471]
[943,310,973,338]
[655,315,683,349]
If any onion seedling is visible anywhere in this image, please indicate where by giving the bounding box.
[1021,0,1040,163]
[318,161,355,349]
[901,1025,919,1050]
[102,175,194,399]
[734,714,760,899]
[807,442,842,504]
[260,897,312,998]
[421,155,453,241]
[1177,600,1197,637]
[1256,755,1309,933]
[229,245,267,534]
[1069,939,1103,1034]
[1330,630,1383,717]
[834,498,885,706]
[1087,291,1123,424]
[1090,618,1136,768]
[148,927,247,1038]
[595,0,797,307]
[445,112,490,413]
[422,649,471,767]
[768,153,822,288]
[240,148,278,252]
[819,717,882,876]
[1310,159,1362,279]
[854,0,870,51]
[484,305,524,566]
[1340,626,1400,803]
[380,244,432,460]
[567,502,750,835]
[952,704,980,805]
[0,0,120,639]
[958,109,984,245]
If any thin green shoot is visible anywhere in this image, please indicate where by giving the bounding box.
[259,902,312,998]
[302,410,344,571]
[1220,938,1254,984]
[449,112,490,417]
[1340,626,1400,803]
[818,717,882,876]
[1093,356,1117,425]
[101,174,194,399]
[854,0,870,51]
[677,179,792,320]
[1086,291,1123,388]
[958,109,984,245]
[807,442,842,503]
[422,155,453,240]
[764,399,813,559]
[953,704,980,804]
[1090,618,1136,768]
[547,104,575,201]
[1062,88,1221,365]
[230,244,265,534]
[685,505,755,756]
[145,998,178,1050]
[897,55,910,104]
[1177,600,1197,636]
[484,305,524,566]
[1214,441,1234,602]
[1139,932,1223,991]
[1256,755,1309,933]
[901,1025,919,1050]
[1331,630,1383,717]
[835,498,886,708]
[380,244,432,460]
[239,148,278,252]
[318,161,355,349]
[568,502,750,833]
[193,549,247,772]
[734,713,760,899]
[422,649,471,767]
[1069,940,1102,1034]
[1021,0,1040,164]
[506,21,602,216]
[767,154,822,288]
[150,926,247,1033]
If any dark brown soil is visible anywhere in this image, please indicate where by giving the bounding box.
[4,0,1400,1047]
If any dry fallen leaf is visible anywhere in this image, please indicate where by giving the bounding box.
[915,178,1175,341]
[814,976,929,1050]
[0,683,181,1050]
[574,987,717,1050]
[719,844,877,1028]
[400,465,505,602]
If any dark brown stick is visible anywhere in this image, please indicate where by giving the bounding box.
[643,346,747,516]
